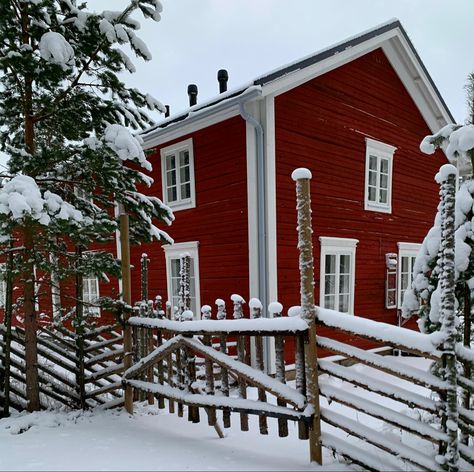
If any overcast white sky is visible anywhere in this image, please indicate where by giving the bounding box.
[106,0,473,125]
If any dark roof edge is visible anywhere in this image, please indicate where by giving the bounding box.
[254,19,455,123]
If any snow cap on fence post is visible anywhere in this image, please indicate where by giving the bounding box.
[288,305,302,317]
[215,298,226,320]
[182,310,193,321]
[231,294,245,319]
[291,168,312,181]
[268,301,283,318]
[201,305,212,320]
[249,297,263,319]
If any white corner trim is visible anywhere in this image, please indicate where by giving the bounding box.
[319,237,359,248]
[160,138,196,212]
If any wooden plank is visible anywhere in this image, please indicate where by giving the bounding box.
[125,380,310,422]
[319,380,447,443]
[84,336,123,353]
[317,336,447,391]
[85,349,124,368]
[86,382,123,399]
[321,408,438,471]
[85,363,125,382]
[181,336,306,409]
[318,359,438,412]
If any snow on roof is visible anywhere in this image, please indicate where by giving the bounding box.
[141,19,453,143]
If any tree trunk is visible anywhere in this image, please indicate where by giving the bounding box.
[20,2,40,412]
[75,246,86,409]
[23,225,40,411]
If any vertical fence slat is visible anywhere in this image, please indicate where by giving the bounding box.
[271,303,288,437]
[216,299,231,428]
[250,300,268,435]
[232,295,249,432]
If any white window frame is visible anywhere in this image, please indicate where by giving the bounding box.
[82,273,101,317]
[163,241,201,318]
[397,242,421,308]
[319,237,358,314]
[160,138,196,211]
[364,138,396,214]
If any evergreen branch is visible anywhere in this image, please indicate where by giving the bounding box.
[9,0,21,22]
[33,1,143,124]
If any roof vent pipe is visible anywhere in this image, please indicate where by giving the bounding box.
[217,69,228,93]
[165,105,170,118]
[187,84,198,106]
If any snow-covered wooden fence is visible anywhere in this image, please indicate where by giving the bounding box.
[0,323,124,415]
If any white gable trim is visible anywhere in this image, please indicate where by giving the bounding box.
[259,28,450,133]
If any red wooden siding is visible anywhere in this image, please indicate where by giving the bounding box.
[275,48,446,349]
[127,116,249,313]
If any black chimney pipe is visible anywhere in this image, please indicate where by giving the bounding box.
[187,84,198,106]
[165,105,170,118]
[217,69,228,93]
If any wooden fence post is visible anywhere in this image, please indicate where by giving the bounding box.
[292,168,322,465]
[75,246,86,410]
[437,165,459,472]
[120,210,134,415]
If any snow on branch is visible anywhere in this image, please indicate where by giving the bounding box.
[104,124,151,171]
[0,175,83,226]
[39,32,75,71]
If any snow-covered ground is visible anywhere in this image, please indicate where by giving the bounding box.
[0,403,348,471]
[0,356,468,471]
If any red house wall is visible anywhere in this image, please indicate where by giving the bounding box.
[128,116,249,313]
[274,48,446,348]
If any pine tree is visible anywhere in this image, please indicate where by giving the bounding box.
[0,0,173,411]
[402,121,474,337]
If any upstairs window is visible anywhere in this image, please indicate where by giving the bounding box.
[397,242,421,308]
[319,237,358,314]
[163,241,200,317]
[160,138,195,211]
[364,138,396,213]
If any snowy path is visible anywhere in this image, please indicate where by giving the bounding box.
[0,404,348,471]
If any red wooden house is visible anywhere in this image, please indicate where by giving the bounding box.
[0,20,453,357]
[125,19,452,327]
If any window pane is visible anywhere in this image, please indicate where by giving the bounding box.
[339,274,350,294]
[368,187,376,202]
[325,274,336,295]
[166,170,176,187]
[380,158,389,174]
[401,273,408,291]
[166,154,176,170]
[368,170,377,186]
[401,257,409,273]
[339,294,349,313]
[379,189,388,204]
[340,255,350,274]
[180,183,191,199]
[167,186,177,202]
[324,294,335,310]
[179,150,189,167]
[180,165,190,184]
[325,254,336,274]
[171,259,180,277]
[369,155,377,170]
[380,173,388,190]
